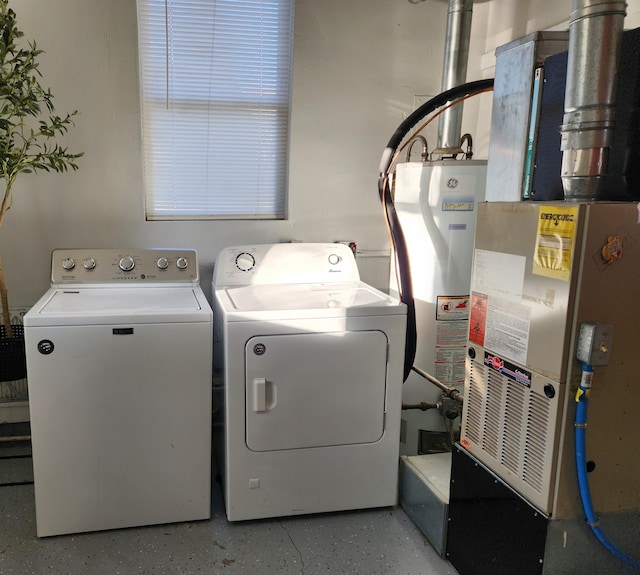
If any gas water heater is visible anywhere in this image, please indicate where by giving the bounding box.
[392,159,486,455]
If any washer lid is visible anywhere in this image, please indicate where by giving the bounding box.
[218,282,405,319]
[24,287,212,326]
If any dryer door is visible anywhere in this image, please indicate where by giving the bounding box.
[245,330,388,451]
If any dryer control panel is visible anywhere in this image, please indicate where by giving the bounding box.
[50,248,200,286]
[214,243,360,286]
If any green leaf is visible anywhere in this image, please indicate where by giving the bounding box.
[0,0,82,182]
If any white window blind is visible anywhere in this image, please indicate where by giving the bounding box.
[137,0,293,220]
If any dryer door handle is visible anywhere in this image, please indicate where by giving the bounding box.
[253,378,267,412]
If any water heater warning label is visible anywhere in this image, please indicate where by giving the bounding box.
[435,295,469,385]
[533,205,578,281]
[436,295,469,321]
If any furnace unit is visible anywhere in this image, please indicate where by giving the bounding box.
[448,201,640,575]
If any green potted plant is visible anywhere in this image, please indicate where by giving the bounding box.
[0,0,82,381]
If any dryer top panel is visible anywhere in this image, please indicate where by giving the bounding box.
[213,243,360,287]
[216,282,405,320]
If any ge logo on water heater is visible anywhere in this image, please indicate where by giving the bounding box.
[447,178,458,189]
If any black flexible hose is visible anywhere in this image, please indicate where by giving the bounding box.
[378,78,494,382]
[379,174,417,383]
[379,79,494,176]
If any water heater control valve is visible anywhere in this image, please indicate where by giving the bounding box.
[576,322,614,366]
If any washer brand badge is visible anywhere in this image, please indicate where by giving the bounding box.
[253,343,266,356]
[37,340,55,355]
[113,328,134,335]
[540,212,575,225]
[484,352,532,387]
[446,178,458,189]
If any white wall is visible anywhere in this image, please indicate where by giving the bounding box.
[2,0,639,309]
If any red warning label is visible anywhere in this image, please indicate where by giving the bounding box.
[469,291,487,346]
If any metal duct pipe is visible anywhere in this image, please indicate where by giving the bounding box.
[560,0,627,200]
[436,0,473,152]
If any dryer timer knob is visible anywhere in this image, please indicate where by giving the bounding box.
[328,253,341,265]
[176,257,189,270]
[235,253,255,272]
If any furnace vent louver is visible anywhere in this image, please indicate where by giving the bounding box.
[523,393,550,493]
[483,369,502,458]
[464,355,485,446]
[461,345,563,515]
[502,382,526,474]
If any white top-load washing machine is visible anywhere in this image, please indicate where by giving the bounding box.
[212,243,407,521]
[24,249,213,537]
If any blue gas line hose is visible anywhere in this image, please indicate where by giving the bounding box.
[575,363,640,570]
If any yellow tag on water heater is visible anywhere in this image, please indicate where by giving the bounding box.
[533,205,579,281]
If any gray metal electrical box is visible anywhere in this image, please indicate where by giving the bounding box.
[576,322,614,366]
[485,31,569,201]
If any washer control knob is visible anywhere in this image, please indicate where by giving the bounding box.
[156,257,169,270]
[235,252,256,272]
[83,258,96,270]
[119,256,135,272]
[176,257,189,270]
[328,253,341,265]
[62,258,75,270]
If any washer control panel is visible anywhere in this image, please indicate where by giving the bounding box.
[50,248,199,285]
[213,243,360,287]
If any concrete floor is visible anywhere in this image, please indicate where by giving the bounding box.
[0,437,459,575]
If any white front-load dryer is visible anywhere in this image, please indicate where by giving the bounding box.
[212,243,407,521]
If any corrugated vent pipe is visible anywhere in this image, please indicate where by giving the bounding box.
[435,0,473,155]
[560,0,627,200]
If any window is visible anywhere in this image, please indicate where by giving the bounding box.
[137,0,293,220]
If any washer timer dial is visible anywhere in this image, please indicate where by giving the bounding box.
[235,252,256,272]
[61,258,75,271]
[118,255,136,272]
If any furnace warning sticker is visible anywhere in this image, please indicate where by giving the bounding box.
[469,292,487,346]
[484,296,531,365]
[533,205,579,281]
